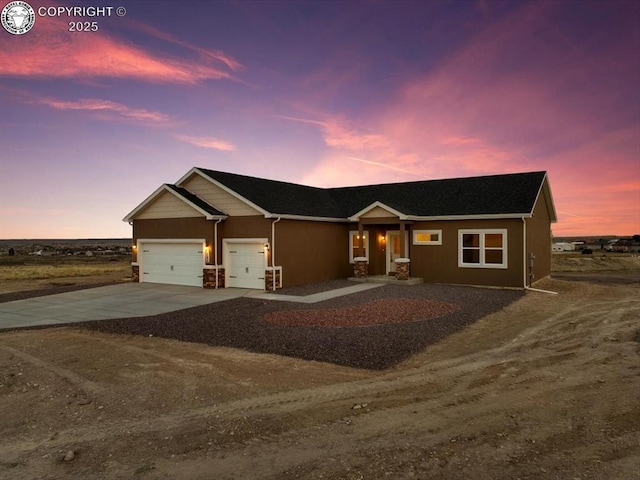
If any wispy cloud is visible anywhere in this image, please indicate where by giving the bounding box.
[127,19,243,72]
[175,135,235,152]
[278,114,423,184]
[31,95,172,124]
[0,14,241,84]
[345,156,416,175]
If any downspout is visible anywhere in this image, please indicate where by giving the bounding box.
[271,217,281,291]
[522,217,527,288]
[214,218,222,289]
[522,217,557,295]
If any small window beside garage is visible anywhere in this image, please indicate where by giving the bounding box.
[349,231,369,263]
[413,230,442,245]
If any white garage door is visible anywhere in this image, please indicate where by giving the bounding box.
[140,242,204,287]
[226,242,266,289]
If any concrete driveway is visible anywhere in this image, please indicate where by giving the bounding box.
[0,283,252,331]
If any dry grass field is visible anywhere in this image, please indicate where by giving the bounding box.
[0,254,638,479]
[0,256,130,295]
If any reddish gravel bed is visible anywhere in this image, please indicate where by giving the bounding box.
[262,298,460,327]
[77,284,523,370]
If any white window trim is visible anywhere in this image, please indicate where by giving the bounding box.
[413,229,442,245]
[349,230,369,263]
[458,229,508,269]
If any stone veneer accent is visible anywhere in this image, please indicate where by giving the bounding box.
[132,264,140,282]
[203,267,225,288]
[395,258,410,280]
[265,268,282,291]
[354,257,368,278]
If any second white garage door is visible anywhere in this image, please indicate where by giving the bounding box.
[226,242,266,289]
[140,242,204,288]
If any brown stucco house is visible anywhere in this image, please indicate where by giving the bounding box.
[123,168,556,290]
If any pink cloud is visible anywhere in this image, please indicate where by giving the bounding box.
[175,135,235,152]
[0,12,240,84]
[278,115,424,185]
[127,20,243,73]
[290,2,638,235]
[31,95,172,124]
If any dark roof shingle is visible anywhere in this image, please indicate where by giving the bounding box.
[196,168,547,219]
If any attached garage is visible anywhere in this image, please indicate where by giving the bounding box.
[138,240,205,288]
[224,239,267,289]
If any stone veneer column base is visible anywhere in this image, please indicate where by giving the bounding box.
[395,258,410,280]
[354,257,369,278]
[203,267,225,288]
[265,268,282,291]
[131,264,140,283]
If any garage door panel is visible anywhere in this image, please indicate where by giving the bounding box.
[226,242,266,289]
[140,242,204,288]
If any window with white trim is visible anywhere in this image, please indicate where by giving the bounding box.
[458,229,507,268]
[349,231,369,263]
[413,229,442,245]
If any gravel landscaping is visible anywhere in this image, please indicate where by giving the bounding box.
[78,283,523,370]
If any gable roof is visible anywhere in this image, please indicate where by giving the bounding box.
[193,168,555,221]
[122,183,226,222]
[195,168,345,219]
[164,184,227,217]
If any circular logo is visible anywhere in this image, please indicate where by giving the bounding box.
[1,1,35,35]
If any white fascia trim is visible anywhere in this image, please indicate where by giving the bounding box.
[122,184,226,222]
[178,168,272,218]
[123,184,166,222]
[528,173,557,223]
[265,213,350,223]
[407,213,532,221]
[348,201,408,221]
[536,173,558,223]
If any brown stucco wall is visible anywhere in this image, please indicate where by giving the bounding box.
[274,220,352,286]
[132,217,214,263]
[526,185,553,284]
[409,219,525,288]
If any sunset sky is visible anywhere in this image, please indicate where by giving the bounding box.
[1,0,638,239]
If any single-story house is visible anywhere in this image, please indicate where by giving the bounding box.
[123,168,556,290]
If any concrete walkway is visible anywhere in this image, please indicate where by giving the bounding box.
[0,282,384,330]
[248,283,382,303]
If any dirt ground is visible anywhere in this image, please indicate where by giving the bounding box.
[0,265,638,479]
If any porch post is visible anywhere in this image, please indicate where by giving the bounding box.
[400,222,406,258]
[358,222,364,257]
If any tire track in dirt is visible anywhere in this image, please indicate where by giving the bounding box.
[0,345,105,396]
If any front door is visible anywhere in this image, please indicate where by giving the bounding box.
[386,231,407,274]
